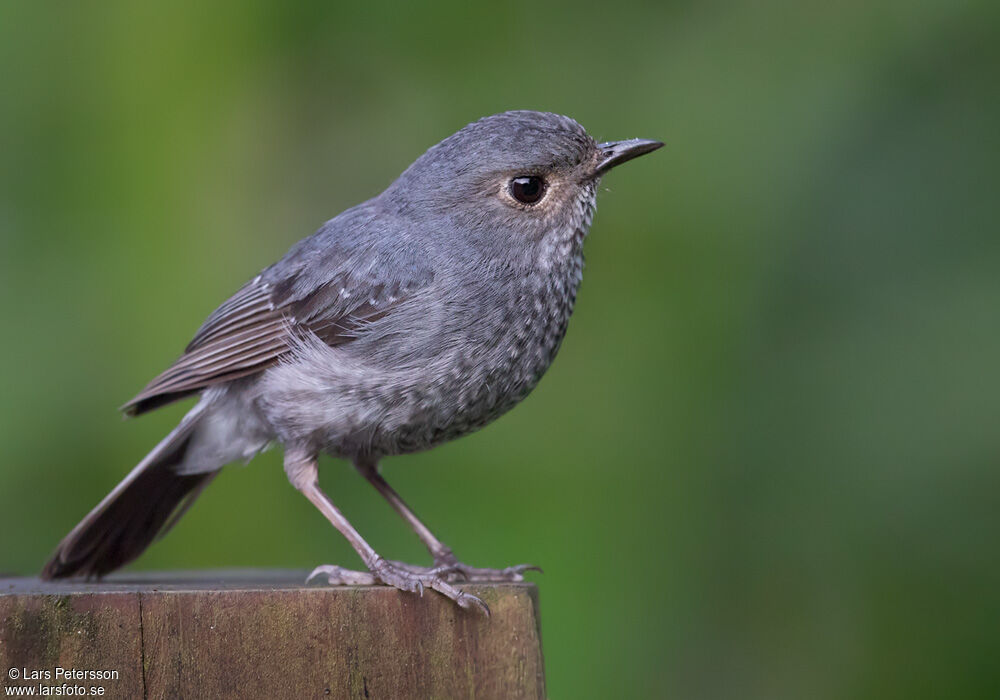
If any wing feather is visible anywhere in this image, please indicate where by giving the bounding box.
[122,247,433,416]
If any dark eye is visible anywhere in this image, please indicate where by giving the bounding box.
[509,176,546,204]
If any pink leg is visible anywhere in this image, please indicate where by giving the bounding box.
[356,459,541,583]
[284,449,489,616]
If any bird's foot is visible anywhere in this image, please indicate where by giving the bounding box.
[431,553,542,583]
[306,560,491,617]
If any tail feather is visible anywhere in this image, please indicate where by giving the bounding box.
[42,403,219,580]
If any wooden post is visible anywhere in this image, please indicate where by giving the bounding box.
[0,571,546,699]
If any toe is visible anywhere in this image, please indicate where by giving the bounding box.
[446,562,543,582]
[306,565,377,586]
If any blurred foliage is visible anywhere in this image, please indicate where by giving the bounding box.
[2,1,998,698]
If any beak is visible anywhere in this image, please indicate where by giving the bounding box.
[594,139,664,175]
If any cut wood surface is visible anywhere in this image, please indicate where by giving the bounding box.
[0,570,545,699]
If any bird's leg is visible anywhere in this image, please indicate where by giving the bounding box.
[355,459,541,583]
[284,449,489,615]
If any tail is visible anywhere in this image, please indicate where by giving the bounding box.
[42,403,219,580]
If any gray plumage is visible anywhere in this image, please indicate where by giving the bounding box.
[43,111,661,612]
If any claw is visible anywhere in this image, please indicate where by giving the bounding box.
[462,592,491,617]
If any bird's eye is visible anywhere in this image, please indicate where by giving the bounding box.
[509,176,546,205]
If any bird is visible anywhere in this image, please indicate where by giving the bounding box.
[41,110,662,615]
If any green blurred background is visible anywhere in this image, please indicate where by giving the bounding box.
[2,1,998,697]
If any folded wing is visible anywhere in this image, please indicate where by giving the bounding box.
[122,244,434,416]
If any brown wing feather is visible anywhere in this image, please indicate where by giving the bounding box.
[185,278,274,351]
[121,269,427,416]
[122,278,291,415]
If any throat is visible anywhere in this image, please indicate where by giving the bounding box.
[537,183,596,271]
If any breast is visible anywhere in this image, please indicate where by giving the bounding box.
[372,253,585,456]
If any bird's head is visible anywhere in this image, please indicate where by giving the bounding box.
[385,110,662,267]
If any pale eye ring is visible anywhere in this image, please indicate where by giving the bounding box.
[509,176,546,204]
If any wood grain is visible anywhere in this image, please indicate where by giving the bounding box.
[0,570,545,699]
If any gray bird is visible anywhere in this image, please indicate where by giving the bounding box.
[42,111,662,615]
